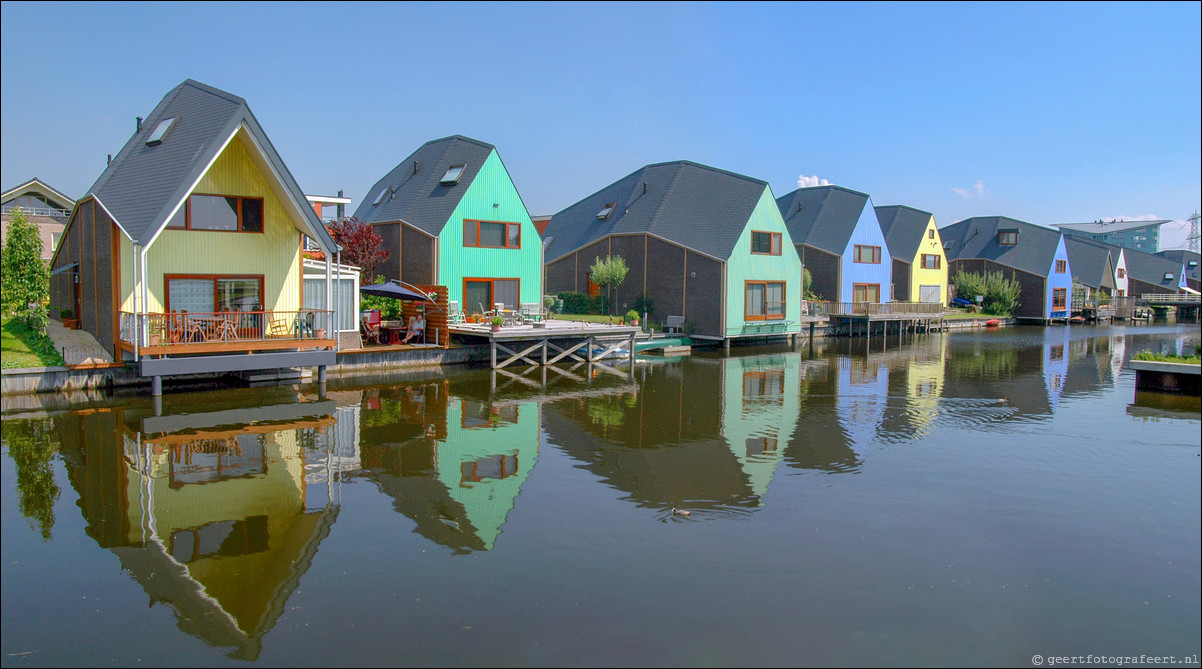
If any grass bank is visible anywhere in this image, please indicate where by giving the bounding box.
[2,317,65,368]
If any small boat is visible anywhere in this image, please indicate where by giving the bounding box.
[984,318,1001,327]
[1069,315,1086,323]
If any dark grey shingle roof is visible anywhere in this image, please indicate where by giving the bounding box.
[86,79,333,250]
[543,161,769,262]
[1123,246,1186,288]
[351,136,496,236]
[875,204,933,262]
[1062,237,1113,289]
[776,185,872,255]
[941,216,1063,277]
[1155,249,1200,281]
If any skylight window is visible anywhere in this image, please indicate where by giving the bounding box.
[145,117,176,145]
[1164,273,1174,281]
[440,165,465,185]
[596,203,616,219]
[372,187,390,206]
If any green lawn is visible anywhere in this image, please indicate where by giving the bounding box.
[550,313,658,330]
[1,317,65,368]
[943,309,1006,320]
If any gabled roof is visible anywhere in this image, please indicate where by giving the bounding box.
[1063,236,1115,289]
[543,160,770,262]
[776,185,872,255]
[941,216,1064,277]
[1155,249,1200,281]
[875,204,934,262]
[351,135,496,236]
[1,177,75,210]
[85,79,334,251]
[1123,246,1186,288]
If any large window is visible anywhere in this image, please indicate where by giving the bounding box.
[167,194,264,232]
[464,278,519,313]
[921,254,941,270]
[853,245,881,264]
[745,281,785,320]
[463,220,521,249]
[1052,288,1067,310]
[166,275,263,313]
[853,283,881,303]
[751,231,782,255]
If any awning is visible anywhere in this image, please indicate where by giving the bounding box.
[359,282,429,301]
[50,262,79,276]
[1182,286,1200,295]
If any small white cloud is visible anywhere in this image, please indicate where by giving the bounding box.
[798,174,830,188]
[953,179,986,198]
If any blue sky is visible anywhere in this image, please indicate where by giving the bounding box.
[2,1,1199,248]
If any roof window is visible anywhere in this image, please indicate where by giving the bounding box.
[145,117,176,146]
[372,187,390,206]
[440,165,465,185]
[1164,272,1174,281]
[597,203,616,219]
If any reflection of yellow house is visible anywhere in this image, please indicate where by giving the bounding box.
[719,354,801,502]
[876,205,948,304]
[61,400,343,660]
[898,335,946,438]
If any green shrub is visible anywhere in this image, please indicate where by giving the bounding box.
[558,291,591,314]
[951,270,1021,316]
[590,294,610,315]
[631,294,654,316]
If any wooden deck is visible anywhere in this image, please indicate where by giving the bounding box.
[450,320,640,369]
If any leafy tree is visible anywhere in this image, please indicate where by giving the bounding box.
[1,208,49,330]
[588,255,628,315]
[327,217,389,285]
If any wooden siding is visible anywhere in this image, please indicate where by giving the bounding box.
[401,224,434,285]
[609,234,646,315]
[48,198,119,353]
[437,149,541,308]
[1044,237,1073,317]
[909,217,947,304]
[645,236,686,320]
[545,255,577,295]
[375,222,402,282]
[799,245,840,302]
[144,131,303,313]
[685,251,722,335]
[840,199,892,303]
[724,189,801,335]
[892,258,911,301]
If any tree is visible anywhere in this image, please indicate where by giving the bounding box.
[3,417,61,541]
[326,217,390,284]
[1,208,49,330]
[589,255,628,315]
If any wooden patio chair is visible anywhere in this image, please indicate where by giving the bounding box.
[181,310,209,342]
[268,312,290,338]
[361,310,382,344]
[214,312,239,341]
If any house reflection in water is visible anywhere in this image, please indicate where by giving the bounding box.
[358,380,540,553]
[55,391,349,660]
[543,353,808,513]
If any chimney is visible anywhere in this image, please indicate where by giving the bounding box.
[337,189,345,219]
[136,117,143,133]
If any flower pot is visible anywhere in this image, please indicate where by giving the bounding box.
[491,324,501,333]
[63,318,79,330]
[315,328,326,339]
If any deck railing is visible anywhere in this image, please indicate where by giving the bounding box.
[119,310,334,348]
[827,301,946,316]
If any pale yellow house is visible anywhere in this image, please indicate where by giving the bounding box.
[48,80,341,392]
[875,205,949,304]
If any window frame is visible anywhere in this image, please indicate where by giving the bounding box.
[750,231,782,256]
[166,194,265,234]
[853,244,882,264]
[163,274,265,313]
[853,282,881,303]
[921,254,941,270]
[463,277,521,313]
[744,280,786,321]
[463,219,521,249]
[998,230,1019,245]
[1052,287,1067,310]
[1055,259,1067,274]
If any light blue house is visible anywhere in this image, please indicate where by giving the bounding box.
[775,185,892,303]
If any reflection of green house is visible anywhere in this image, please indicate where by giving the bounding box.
[719,354,803,501]
[360,384,540,553]
[781,358,861,474]
[55,400,340,660]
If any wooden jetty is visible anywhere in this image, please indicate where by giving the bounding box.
[451,320,640,370]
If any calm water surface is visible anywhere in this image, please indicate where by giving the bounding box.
[2,324,1199,667]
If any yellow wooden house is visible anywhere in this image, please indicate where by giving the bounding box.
[875,205,949,304]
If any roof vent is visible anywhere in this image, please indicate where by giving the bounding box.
[145,117,176,146]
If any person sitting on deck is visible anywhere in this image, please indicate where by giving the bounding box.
[401,310,426,345]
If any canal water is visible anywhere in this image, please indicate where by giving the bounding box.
[2,324,1199,667]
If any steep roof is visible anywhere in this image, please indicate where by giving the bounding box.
[941,216,1063,277]
[543,160,769,262]
[1062,236,1114,289]
[776,185,872,255]
[1123,246,1186,288]
[1053,219,1169,235]
[875,204,934,262]
[85,79,334,250]
[1,177,75,210]
[1155,249,1200,282]
[351,135,496,236]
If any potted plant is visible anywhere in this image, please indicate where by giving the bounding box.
[625,309,640,326]
[490,315,503,333]
[468,312,481,324]
[60,309,79,330]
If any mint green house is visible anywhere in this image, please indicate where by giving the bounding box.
[353,136,541,314]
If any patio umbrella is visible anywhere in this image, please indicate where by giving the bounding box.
[359,281,429,301]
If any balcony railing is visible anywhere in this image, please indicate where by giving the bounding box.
[2,204,71,218]
[825,301,946,316]
[119,310,334,349]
